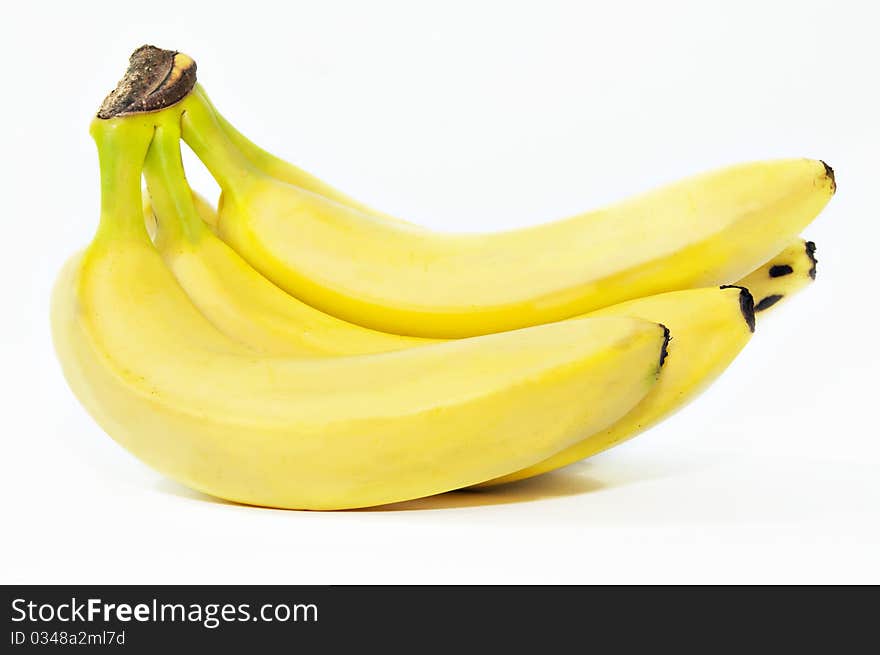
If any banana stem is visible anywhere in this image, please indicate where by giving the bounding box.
[143,113,209,245]
[180,86,259,196]
[190,86,274,168]
[91,116,155,243]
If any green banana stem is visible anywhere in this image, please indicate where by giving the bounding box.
[180,86,258,195]
[200,85,410,224]
[195,87,277,170]
[143,114,209,245]
[90,116,155,243]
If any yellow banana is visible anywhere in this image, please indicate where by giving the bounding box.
[179,81,833,338]
[216,112,826,324]
[52,108,670,510]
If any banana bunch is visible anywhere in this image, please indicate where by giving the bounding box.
[51,46,833,510]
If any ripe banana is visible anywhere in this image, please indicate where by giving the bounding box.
[179,81,833,338]
[52,109,670,510]
[208,105,822,323]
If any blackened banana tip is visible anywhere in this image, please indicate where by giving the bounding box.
[720,285,756,333]
[658,324,671,369]
[820,160,836,193]
[805,240,818,279]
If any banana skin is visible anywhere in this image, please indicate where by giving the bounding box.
[180,85,834,338]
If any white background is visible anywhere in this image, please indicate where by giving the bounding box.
[1,0,878,584]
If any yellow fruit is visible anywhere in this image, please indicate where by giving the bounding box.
[52,109,668,510]
[180,85,834,338]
